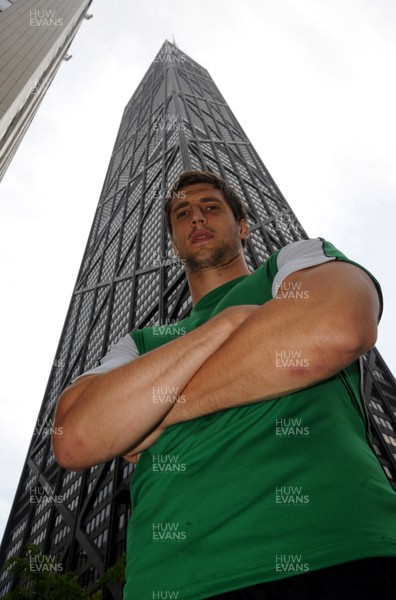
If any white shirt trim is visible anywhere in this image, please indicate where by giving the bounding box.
[73,334,139,382]
[272,239,336,297]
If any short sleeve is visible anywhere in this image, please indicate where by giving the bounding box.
[271,238,383,320]
[271,239,336,297]
[72,334,139,382]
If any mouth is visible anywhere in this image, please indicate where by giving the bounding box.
[191,230,214,244]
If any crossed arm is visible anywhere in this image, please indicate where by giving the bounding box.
[52,261,379,471]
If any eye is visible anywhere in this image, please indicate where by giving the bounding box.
[176,210,189,219]
[206,205,220,211]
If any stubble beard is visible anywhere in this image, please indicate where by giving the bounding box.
[183,238,241,273]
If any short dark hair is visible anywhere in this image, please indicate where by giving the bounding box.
[164,170,248,237]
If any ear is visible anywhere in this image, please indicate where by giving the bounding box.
[239,218,250,241]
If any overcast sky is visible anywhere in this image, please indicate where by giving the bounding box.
[1,0,395,542]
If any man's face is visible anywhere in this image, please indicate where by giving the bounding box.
[170,183,249,272]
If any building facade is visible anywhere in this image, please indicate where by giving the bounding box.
[0,0,92,181]
[0,2,17,12]
[0,40,395,599]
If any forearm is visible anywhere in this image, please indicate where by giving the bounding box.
[163,305,337,425]
[53,310,241,470]
[162,264,378,426]
[125,298,318,456]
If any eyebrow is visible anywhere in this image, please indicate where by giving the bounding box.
[171,196,224,213]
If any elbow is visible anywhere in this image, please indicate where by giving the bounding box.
[51,428,89,472]
[52,445,76,471]
[323,317,378,369]
[51,412,81,472]
[51,380,98,471]
[339,318,377,358]
[52,440,77,472]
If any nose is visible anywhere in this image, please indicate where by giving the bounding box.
[190,205,206,225]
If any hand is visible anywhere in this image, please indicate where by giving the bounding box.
[122,451,141,464]
[121,423,166,463]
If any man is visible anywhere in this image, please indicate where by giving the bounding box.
[53,171,396,600]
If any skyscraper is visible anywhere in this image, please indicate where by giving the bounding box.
[1,40,395,599]
[0,2,17,11]
[0,0,92,181]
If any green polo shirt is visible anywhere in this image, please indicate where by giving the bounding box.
[123,239,395,600]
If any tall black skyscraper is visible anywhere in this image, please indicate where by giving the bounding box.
[1,41,395,599]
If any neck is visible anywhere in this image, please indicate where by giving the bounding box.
[187,252,250,305]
